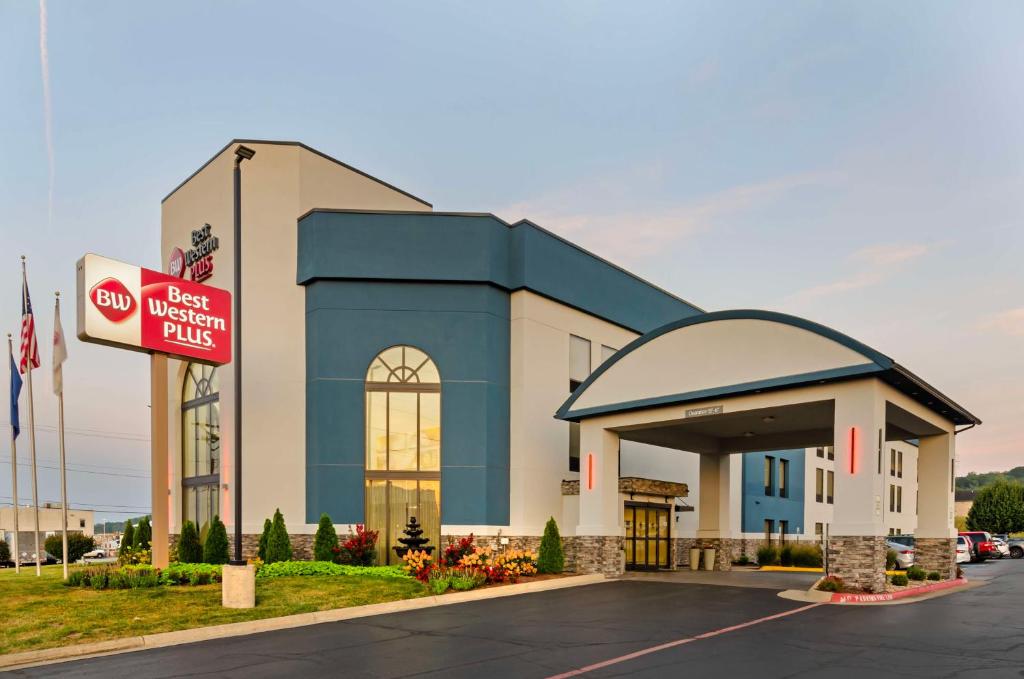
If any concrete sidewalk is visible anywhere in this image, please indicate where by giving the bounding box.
[621,568,819,590]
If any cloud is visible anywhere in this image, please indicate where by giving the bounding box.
[784,242,934,305]
[39,0,54,225]
[499,171,832,263]
[980,307,1024,337]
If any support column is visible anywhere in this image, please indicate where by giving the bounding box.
[915,431,957,579]
[696,453,738,570]
[827,382,887,592]
[150,355,169,569]
[575,423,623,577]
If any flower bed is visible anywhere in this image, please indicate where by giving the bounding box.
[402,535,540,593]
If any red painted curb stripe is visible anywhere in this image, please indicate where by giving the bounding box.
[545,603,823,679]
[830,577,968,604]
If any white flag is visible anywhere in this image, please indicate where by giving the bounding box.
[52,297,67,395]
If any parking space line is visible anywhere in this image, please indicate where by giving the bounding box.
[545,602,824,678]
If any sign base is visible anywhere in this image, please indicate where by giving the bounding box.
[222,564,256,609]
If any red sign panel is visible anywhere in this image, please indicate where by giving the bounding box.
[77,254,232,366]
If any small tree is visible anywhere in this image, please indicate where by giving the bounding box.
[0,539,10,565]
[178,520,203,563]
[967,479,1024,533]
[134,516,152,551]
[257,518,272,561]
[203,515,230,565]
[120,520,134,558]
[538,517,564,574]
[313,513,338,561]
[265,508,292,564]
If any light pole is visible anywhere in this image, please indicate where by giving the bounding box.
[231,144,255,565]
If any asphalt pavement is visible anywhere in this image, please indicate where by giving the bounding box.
[9,558,1022,678]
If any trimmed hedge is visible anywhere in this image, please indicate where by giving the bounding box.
[890,573,909,586]
[907,565,927,581]
[255,561,410,580]
[177,520,203,563]
[203,515,230,565]
[162,563,223,585]
[313,514,339,562]
[538,517,564,574]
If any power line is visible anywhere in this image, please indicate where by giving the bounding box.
[0,457,149,479]
[0,421,149,443]
[0,453,148,474]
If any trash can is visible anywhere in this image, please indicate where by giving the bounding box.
[689,547,701,571]
[703,547,717,571]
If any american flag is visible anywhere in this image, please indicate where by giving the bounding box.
[20,271,40,374]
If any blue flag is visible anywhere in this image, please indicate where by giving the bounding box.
[9,351,21,439]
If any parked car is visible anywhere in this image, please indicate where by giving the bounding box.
[956,535,972,564]
[991,538,1010,559]
[886,538,915,569]
[1009,539,1024,559]
[19,550,56,565]
[959,531,996,562]
[81,548,106,560]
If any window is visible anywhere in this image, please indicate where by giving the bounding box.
[79,519,86,528]
[815,522,823,536]
[365,346,442,565]
[779,459,789,498]
[889,528,895,536]
[826,445,834,461]
[826,470,834,504]
[897,485,903,513]
[600,345,617,364]
[764,519,774,543]
[764,457,775,496]
[815,468,824,503]
[816,447,824,458]
[890,449,897,477]
[889,484,895,512]
[897,450,903,479]
[569,336,591,473]
[780,520,789,544]
[181,363,220,534]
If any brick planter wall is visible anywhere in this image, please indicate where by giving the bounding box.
[673,537,697,566]
[914,537,956,579]
[571,536,624,577]
[827,535,887,592]
[693,537,742,571]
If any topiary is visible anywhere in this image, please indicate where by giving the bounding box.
[313,513,338,562]
[203,515,230,565]
[177,520,203,564]
[257,518,272,561]
[890,573,909,586]
[134,516,152,551]
[265,508,292,564]
[538,517,564,574]
[120,520,134,558]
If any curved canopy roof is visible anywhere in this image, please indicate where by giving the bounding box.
[555,310,980,427]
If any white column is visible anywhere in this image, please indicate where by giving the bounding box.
[696,453,736,539]
[830,382,886,538]
[576,423,621,536]
[917,431,955,539]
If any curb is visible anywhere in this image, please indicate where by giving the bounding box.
[830,577,969,604]
[758,566,823,573]
[0,574,608,671]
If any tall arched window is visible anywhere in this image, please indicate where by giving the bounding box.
[182,363,220,536]
[365,346,440,565]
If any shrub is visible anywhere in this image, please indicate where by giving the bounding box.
[779,544,794,567]
[450,568,486,591]
[203,515,230,565]
[791,544,823,568]
[255,561,409,579]
[162,562,223,585]
[177,520,203,564]
[120,520,134,558]
[265,509,292,564]
[44,533,96,563]
[0,539,9,564]
[817,575,844,592]
[91,571,108,590]
[122,565,160,588]
[927,571,941,581]
[442,534,476,568]
[428,569,451,594]
[117,546,151,566]
[890,573,909,586]
[756,545,779,566]
[538,517,565,574]
[885,549,899,570]
[401,550,434,582]
[134,516,152,551]
[734,554,751,566]
[257,518,272,561]
[907,565,926,581]
[334,524,377,566]
[313,514,339,561]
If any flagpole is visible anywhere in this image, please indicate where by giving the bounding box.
[55,292,69,580]
[7,334,20,575]
[21,257,41,577]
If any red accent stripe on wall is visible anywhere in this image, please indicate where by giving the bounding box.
[849,426,857,474]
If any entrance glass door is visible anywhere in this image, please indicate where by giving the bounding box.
[624,504,670,570]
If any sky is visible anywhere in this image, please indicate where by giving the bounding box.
[1,1,1021,523]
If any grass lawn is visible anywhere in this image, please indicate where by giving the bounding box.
[0,564,426,655]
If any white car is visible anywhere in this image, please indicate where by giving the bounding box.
[886,538,915,569]
[956,535,972,564]
[81,549,106,559]
[991,538,1010,559]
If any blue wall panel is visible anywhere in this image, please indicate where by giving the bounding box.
[741,450,806,534]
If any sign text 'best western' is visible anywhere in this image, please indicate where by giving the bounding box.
[77,253,231,365]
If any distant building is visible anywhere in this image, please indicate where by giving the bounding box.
[954,489,976,518]
[0,505,95,559]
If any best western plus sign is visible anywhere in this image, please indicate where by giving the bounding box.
[77,253,231,365]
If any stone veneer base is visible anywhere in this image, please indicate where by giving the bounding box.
[827,535,887,592]
[913,537,956,580]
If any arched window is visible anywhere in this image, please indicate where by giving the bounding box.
[182,363,220,535]
[365,346,440,565]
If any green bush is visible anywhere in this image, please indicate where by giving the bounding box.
[0,539,10,564]
[450,570,485,591]
[890,573,909,586]
[756,545,779,566]
[734,554,751,566]
[162,563,222,585]
[817,575,844,592]
[790,544,823,568]
[885,549,899,570]
[779,544,794,566]
[122,565,160,588]
[120,520,134,558]
[927,571,941,581]
[265,508,292,564]
[907,565,926,581]
[538,517,565,574]
[134,516,152,551]
[91,571,108,590]
[428,570,451,594]
[313,513,339,562]
[177,520,203,564]
[44,533,96,563]
[257,518,272,561]
[203,515,230,565]
[67,565,162,590]
[255,561,410,580]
